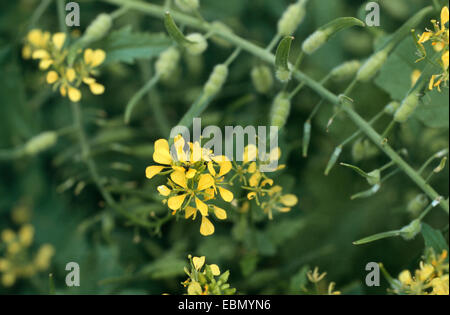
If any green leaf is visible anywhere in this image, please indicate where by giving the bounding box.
[421,223,449,254]
[101,26,171,64]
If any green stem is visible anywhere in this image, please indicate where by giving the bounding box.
[57,0,68,34]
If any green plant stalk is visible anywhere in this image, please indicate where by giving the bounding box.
[102,0,448,215]
[57,0,68,34]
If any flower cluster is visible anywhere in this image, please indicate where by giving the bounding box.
[0,224,55,287]
[393,249,449,295]
[23,29,106,102]
[146,137,298,235]
[302,267,341,295]
[182,255,236,295]
[416,6,449,91]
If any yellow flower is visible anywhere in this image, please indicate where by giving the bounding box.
[411,69,421,87]
[84,49,106,67]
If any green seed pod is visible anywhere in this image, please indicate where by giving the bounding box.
[185,33,208,55]
[251,65,273,94]
[204,64,229,97]
[367,169,381,186]
[384,101,401,115]
[275,68,291,83]
[24,131,58,156]
[352,139,379,162]
[270,92,291,128]
[302,30,328,55]
[356,50,389,82]
[277,1,306,36]
[82,13,113,43]
[175,0,199,12]
[155,47,181,80]
[275,36,293,82]
[325,146,342,175]
[407,194,428,217]
[330,60,361,81]
[400,219,422,241]
[394,93,420,123]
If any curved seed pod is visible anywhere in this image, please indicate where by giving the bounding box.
[164,12,196,46]
[356,50,389,82]
[175,0,199,12]
[251,65,273,94]
[394,92,420,123]
[275,36,293,82]
[185,33,208,55]
[400,219,422,241]
[24,132,58,156]
[82,13,113,43]
[353,228,400,245]
[204,64,229,97]
[384,101,401,115]
[302,17,365,55]
[270,92,291,128]
[330,60,361,81]
[155,47,181,79]
[277,0,307,36]
[325,146,342,175]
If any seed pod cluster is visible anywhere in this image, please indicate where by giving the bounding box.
[330,60,361,81]
[394,93,420,123]
[204,64,229,97]
[277,0,306,36]
[155,47,181,80]
[251,65,273,94]
[82,13,113,43]
[185,33,208,55]
[270,92,291,128]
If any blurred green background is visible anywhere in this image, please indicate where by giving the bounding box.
[0,0,448,294]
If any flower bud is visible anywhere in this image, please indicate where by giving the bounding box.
[356,50,389,82]
[277,1,306,36]
[276,68,291,83]
[302,30,328,54]
[407,194,428,216]
[175,0,199,12]
[394,93,420,123]
[251,65,274,94]
[384,101,401,115]
[270,92,291,128]
[155,47,181,80]
[204,64,228,97]
[82,13,113,43]
[24,132,58,156]
[185,33,208,55]
[400,219,422,241]
[330,60,361,81]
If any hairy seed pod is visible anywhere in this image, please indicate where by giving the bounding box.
[24,132,58,156]
[251,65,273,94]
[83,13,113,43]
[175,0,199,12]
[155,47,181,80]
[407,194,428,217]
[277,1,306,36]
[384,101,401,115]
[275,68,291,83]
[394,93,420,123]
[270,92,291,128]
[185,33,208,55]
[352,139,379,162]
[400,219,422,241]
[356,50,389,82]
[330,60,361,81]
[302,30,328,55]
[204,64,229,97]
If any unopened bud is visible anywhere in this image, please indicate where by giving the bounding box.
[394,93,420,123]
[204,64,228,97]
[331,60,361,81]
[251,65,274,94]
[277,1,306,36]
[400,219,422,241]
[185,33,208,55]
[302,30,328,54]
[83,14,112,43]
[155,47,181,79]
[356,50,389,82]
[24,132,58,156]
[270,92,291,128]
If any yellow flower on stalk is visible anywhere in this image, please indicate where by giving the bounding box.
[82,49,106,95]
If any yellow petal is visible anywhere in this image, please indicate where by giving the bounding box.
[168,194,188,210]
[83,77,96,85]
[429,75,436,90]
[218,160,232,177]
[68,87,82,102]
[249,172,261,187]
[89,82,105,95]
[278,207,291,213]
[171,171,188,189]
[52,32,66,50]
[60,86,67,97]
[22,45,32,59]
[193,256,205,270]
[39,59,53,70]
[46,71,59,84]
[247,192,257,200]
[247,162,257,174]
[66,68,76,82]
[195,197,209,217]
[209,264,220,276]
[146,165,165,179]
[185,206,197,219]
[32,49,50,60]
[442,50,449,70]
[174,135,187,162]
[186,169,197,179]
[218,187,234,202]
[410,70,421,87]
[153,139,172,165]
[261,178,274,187]
[187,281,202,295]
[200,216,215,236]
[157,185,171,196]
[243,144,257,163]
[280,194,298,207]
[203,188,215,201]
[418,32,431,44]
[91,49,106,67]
[399,270,413,285]
[207,161,216,176]
[213,206,227,220]
[197,174,214,191]
[441,6,449,28]
[27,29,43,46]
[84,48,94,64]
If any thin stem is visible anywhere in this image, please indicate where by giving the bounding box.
[340,110,385,147]
[266,34,282,52]
[29,0,53,29]
[111,6,129,20]
[57,0,68,34]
